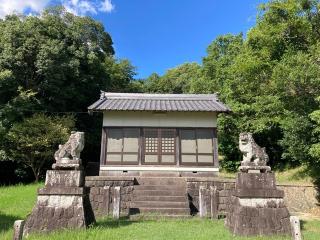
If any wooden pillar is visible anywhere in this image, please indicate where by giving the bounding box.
[113,186,121,220]
[199,186,207,218]
[210,186,219,219]
[100,128,107,165]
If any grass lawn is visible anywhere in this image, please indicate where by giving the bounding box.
[220,166,314,185]
[0,183,320,240]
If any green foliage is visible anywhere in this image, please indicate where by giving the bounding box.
[142,0,320,174]
[0,7,116,112]
[7,114,74,182]
[144,63,203,93]
[0,7,136,182]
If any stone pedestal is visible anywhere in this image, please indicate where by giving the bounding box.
[23,168,95,235]
[225,172,291,236]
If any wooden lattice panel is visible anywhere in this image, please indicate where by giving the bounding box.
[161,129,175,153]
[144,129,158,153]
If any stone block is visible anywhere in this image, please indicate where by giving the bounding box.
[199,186,207,218]
[290,216,302,240]
[226,172,291,237]
[234,188,284,198]
[45,170,84,187]
[210,186,219,219]
[24,169,95,235]
[38,187,85,195]
[236,172,276,190]
[113,186,121,220]
[13,220,24,240]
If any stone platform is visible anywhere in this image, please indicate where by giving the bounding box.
[225,172,291,236]
[23,170,95,235]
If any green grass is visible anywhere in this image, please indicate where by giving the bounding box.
[1,183,320,240]
[0,182,43,240]
[219,166,313,185]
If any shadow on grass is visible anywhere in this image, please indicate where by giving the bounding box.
[0,211,20,232]
[300,219,306,231]
[95,216,135,229]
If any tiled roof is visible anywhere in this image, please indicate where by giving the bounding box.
[88,92,231,112]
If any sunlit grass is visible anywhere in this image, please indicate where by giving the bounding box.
[219,166,313,185]
[0,182,319,240]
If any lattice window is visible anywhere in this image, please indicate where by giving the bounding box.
[161,129,175,153]
[144,129,158,153]
[143,128,176,164]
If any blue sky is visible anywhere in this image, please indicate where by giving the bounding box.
[96,0,267,79]
[0,0,267,79]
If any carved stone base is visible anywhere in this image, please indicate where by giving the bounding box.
[23,170,95,235]
[225,172,291,236]
[239,165,271,173]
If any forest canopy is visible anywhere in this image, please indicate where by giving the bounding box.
[142,0,320,176]
[1,0,320,183]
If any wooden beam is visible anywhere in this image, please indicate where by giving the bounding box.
[100,128,107,165]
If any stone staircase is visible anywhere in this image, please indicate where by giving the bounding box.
[129,177,191,218]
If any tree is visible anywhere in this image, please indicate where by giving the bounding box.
[7,114,74,182]
[0,7,136,180]
[144,63,203,93]
[141,0,320,173]
[309,97,320,164]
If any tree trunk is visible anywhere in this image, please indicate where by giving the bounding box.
[34,174,39,183]
[30,166,39,183]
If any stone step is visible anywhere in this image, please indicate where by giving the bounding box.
[139,172,180,177]
[135,177,186,186]
[130,201,189,208]
[129,214,192,220]
[133,190,186,196]
[130,207,191,215]
[132,195,187,202]
[134,185,186,191]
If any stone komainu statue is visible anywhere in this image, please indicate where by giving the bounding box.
[54,131,85,162]
[239,132,269,167]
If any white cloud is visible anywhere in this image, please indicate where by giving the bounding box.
[101,0,114,13]
[0,0,50,18]
[62,0,114,16]
[0,0,115,19]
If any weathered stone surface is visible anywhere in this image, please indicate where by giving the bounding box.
[113,187,121,219]
[290,216,302,240]
[279,184,318,212]
[13,220,24,240]
[85,176,134,217]
[45,170,84,187]
[54,131,84,163]
[24,192,95,235]
[239,132,269,168]
[24,153,95,236]
[235,188,284,198]
[38,187,85,195]
[236,172,276,190]
[225,172,291,237]
[199,186,207,218]
[210,186,219,219]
